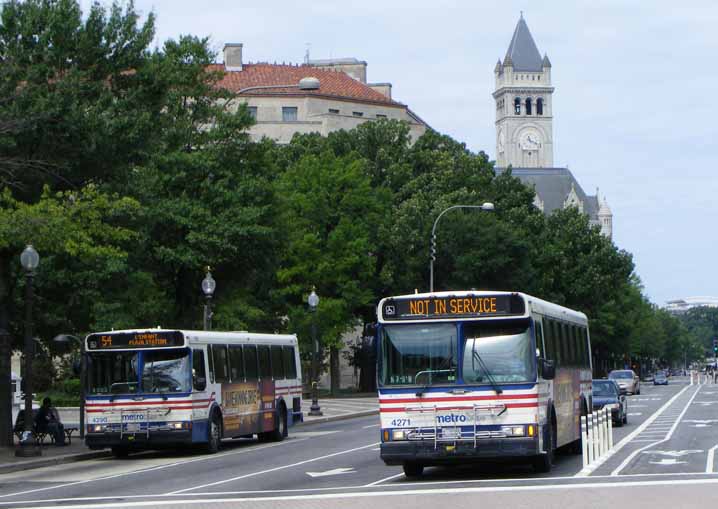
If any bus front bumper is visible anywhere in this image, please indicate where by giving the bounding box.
[380,437,540,466]
[86,430,193,449]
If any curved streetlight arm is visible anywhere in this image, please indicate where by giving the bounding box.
[237,84,300,94]
[429,204,495,293]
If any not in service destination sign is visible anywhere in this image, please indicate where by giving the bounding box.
[381,293,525,321]
[86,331,185,350]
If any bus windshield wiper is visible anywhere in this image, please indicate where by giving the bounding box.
[472,349,503,395]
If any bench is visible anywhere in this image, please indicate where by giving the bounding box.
[13,410,75,445]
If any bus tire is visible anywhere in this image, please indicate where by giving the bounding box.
[403,462,424,478]
[111,446,129,459]
[534,417,555,473]
[269,404,288,442]
[206,412,221,454]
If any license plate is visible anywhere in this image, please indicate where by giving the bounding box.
[442,427,461,439]
[126,423,140,432]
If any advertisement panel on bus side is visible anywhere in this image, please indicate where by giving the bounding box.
[221,380,275,435]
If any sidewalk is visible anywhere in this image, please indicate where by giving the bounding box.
[0,396,378,475]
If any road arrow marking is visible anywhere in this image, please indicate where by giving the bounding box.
[693,424,711,428]
[641,450,702,457]
[306,467,356,478]
[649,459,686,465]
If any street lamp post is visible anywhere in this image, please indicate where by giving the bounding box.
[307,288,322,416]
[16,245,40,457]
[53,334,85,439]
[202,268,216,331]
[429,203,495,293]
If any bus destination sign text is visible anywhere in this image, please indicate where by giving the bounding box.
[381,294,525,321]
[86,331,184,350]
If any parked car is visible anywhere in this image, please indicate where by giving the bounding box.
[654,371,668,385]
[592,379,628,426]
[608,369,641,395]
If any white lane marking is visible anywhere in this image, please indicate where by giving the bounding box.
[364,472,404,486]
[610,384,702,476]
[627,413,643,416]
[18,478,718,508]
[574,384,691,477]
[0,438,309,500]
[371,448,380,451]
[306,467,356,478]
[641,450,702,457]
[9,472,718,508]
[707,444,718,473]
[292,431,341,437]
[362,424,380,429]
[649,459,685,465]
[167,442,380,494]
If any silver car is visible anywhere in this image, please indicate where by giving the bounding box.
[608,369,641,395]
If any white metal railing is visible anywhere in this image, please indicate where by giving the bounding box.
[581,407,613,468]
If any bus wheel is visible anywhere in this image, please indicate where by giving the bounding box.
[206,413,221,454]
[111,446,129,459]
[403,462,424,478]
[533,420,554,473]
[266,405,287,442]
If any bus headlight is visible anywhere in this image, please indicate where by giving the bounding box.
[89,424,106,433]
[501,425,526,436]
[168,421,190,430]
[391,429,407,441]
[605,403,619,410]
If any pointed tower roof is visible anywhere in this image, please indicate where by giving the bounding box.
[542,53,552,68]
[504,14,543,72]
[494,59,502,73]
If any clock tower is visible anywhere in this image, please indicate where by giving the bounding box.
[494,14,554,168]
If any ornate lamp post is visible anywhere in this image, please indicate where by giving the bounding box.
[307,288,322,416]
[202,268,216,331]
[53,334,85,439]
[16,245,40,457]
[429,203,495,293]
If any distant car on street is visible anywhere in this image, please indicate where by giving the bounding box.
[608,369,640,395]
[592,379,627,426]
[654,372,668,385]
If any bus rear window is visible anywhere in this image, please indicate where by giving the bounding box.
[282,346,297,379]
[271,345,284,379]
[244,345,258,380]
[259,345,271,379]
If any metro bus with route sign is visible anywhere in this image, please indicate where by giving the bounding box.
[376,291,592,477]
[83,329,302,457]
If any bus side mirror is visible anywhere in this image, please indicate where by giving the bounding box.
[193,376,206,391]
[540,359,555,380]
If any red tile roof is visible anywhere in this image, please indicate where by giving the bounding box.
[209,63,402,106]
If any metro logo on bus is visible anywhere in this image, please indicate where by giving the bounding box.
[381,293,525,321]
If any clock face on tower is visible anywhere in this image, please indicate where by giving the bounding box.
[519,130,542,150]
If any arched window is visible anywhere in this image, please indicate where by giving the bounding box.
[514,97,521,115]
[525,98,532,115]
[537,98,544,115]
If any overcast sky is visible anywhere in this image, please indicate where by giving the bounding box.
[87,0,718,306]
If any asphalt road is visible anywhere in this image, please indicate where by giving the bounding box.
[1,377,717,508]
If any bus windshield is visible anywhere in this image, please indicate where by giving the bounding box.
[380,323,457,386]
[141,348,191,393]
[87,352,139,395]
[462,320,536,384]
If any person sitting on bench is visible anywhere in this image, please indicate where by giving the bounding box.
[34,397,65,445]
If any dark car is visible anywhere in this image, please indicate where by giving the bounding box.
[654,372,668,385]
[608,369,640,395]
[592,379,627,426]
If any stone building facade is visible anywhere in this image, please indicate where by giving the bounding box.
[216,44,428,144]
[493,15,613,238]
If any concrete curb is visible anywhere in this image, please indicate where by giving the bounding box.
[0,449,111,475]
[296,409,378,427]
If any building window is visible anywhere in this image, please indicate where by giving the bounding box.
[537,98,544,115]
[248,106,257,120]
[376,114,387,118]
[328,108,339,114]
[525,98,532,115]
[352,111,364,117]
[282,107,298,122]
[514,97,521,115]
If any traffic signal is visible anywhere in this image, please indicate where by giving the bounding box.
[713,338,718,354]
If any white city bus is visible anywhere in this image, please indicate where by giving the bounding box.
[84,329,302,457]
[377,291,592,476]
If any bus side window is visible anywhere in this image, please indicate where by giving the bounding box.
[192,349,207,391]
[582,328,590,368]
[282,346,297,379]
[259,345,271,380]
[535,320,545,358]
[212,344,230,383]
[244,345,258,381]
[229,345,244,382]
[271,345,284,380]
[208,345,216,384]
